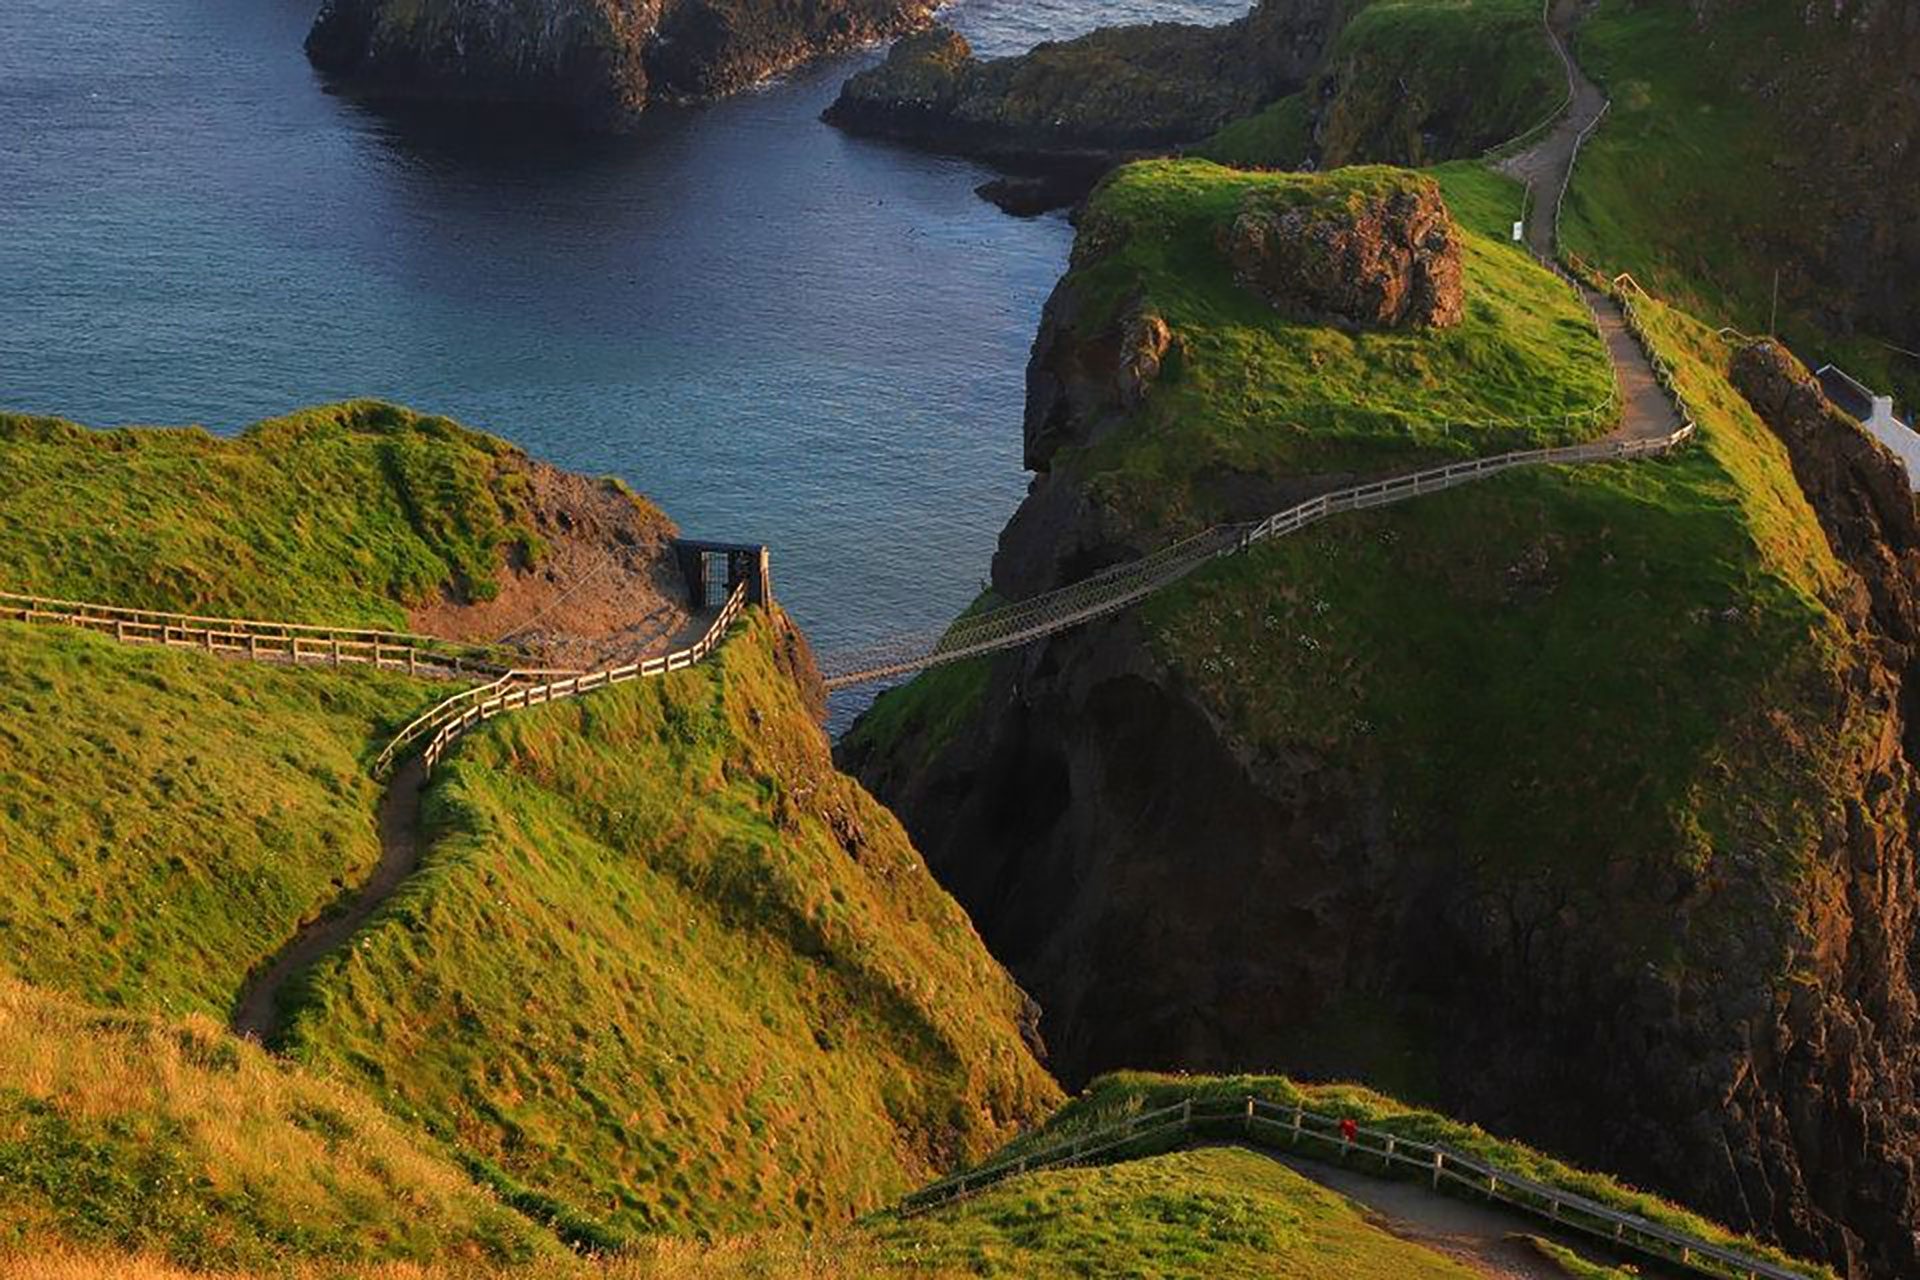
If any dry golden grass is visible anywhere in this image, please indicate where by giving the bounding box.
[0,1233,963,1280]
[0,979,542,1268]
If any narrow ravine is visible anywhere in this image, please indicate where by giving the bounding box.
[230,757,426,1044]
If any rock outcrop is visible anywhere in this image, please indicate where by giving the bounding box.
[823,1,1350,204]
[1220,176,1464,329]
[306,0,939,129]
[845,195,1920,1276]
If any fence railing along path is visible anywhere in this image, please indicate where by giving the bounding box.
[393,582,749,774]
[899,1094,1816,1280]
[0,583,753,776]
[0,589,537,680]
[818,409,1686,690]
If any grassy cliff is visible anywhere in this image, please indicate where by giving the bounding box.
[284,609,1060,1243]
[1201,0,1564,171]
[0,409,1056,1270]
[1049,160,1614,532]
[0,402,664,623]
[847,154,1874,1275]
[1560,0,1920,402]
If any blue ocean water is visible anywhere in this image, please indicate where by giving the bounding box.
[0,0,1249,721]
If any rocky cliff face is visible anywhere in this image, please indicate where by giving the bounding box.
[847,196,1920,1274]
[307,0,938,129]
[823,0,1352,192]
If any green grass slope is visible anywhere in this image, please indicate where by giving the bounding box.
[978,1073,1828,1278]
[0,402,663,623]
[1200,0,1562,171]
[1561,1,1919,403]
[281,610,1060,1244]
[865,1146,1481,1278]
[0,977,547,1271]
[1056,160,1614,530]
[0,622,420,1018]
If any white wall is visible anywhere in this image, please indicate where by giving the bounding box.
[1864,396,1920,492]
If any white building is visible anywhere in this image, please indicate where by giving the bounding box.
[1817,364,1920,491]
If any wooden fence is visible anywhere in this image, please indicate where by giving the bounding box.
[900,1095,1822,1280]
[403,583,748,774]
[0,590,526,680]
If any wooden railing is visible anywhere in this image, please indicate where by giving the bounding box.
[899,1094,1822,1280]
[405,583,749,774]
[0,590,529,680]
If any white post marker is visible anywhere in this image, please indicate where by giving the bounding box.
[1512,220,1525,243]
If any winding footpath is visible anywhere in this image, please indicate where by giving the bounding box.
[231,757,426,1042]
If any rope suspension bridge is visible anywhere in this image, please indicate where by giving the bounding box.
[815,409,1691,691]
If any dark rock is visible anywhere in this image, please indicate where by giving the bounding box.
[845,247,1920,1280]
[307,0,939,130]
[1219,173,1464,329]
[824,1,1349,171]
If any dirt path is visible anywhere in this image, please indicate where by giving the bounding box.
[1497,0,1680,448]
[1278,1152,1665,1279]
[230,756,426,1044]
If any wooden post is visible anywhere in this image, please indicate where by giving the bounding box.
[1181,1098,1192,1128]
[115,620,125,643]
[1290,1106,1303,1145]
[1431,1150,1443,1188]
[408,648,417,677]
[248,634,258,659]
[331,639,340,667]
[1244,1096,1254,1136]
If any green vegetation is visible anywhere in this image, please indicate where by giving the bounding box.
[978,1073,1831,1279]
[1197,0,1562,170]
[0,620,423,1018]
[0,977,545,1271]
[0,402,663,624]
[1056,159,1615,531]
[1525,1235,1635,1279]
[284,610,1059,1243]
[1562,1,1916,402]
[1197,93,1312,170]
[1144,285,1852,950]
[866,1147,1480,1278]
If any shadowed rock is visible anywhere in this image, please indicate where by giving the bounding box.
[1220,175,1464,330]
[307,0,939,130]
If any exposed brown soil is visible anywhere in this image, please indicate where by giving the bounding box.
[407,461,691,671]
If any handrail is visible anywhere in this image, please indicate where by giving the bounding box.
[818,409,1685,690]
[1481,0,1577,160]
[898,1093,1820,1280]
[406,583,749,775]
[0,590,538,680]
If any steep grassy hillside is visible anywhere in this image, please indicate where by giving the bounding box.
[0,978,546,1271]
[0,622,419,1018]
[849,154,1905,1273]
[1561,0,1920,403]
[1202,0,1563,171]
[0,402,665,624]
[0,407,1056,1267]
[1047,159,1613,533]
[279,609,1059,1244]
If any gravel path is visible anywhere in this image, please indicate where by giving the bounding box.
[1499,0,1681,449]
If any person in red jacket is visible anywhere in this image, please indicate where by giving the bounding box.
[1339,1116,1359,1144]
